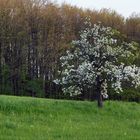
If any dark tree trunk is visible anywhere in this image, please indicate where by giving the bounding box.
[97,90,103,107]
[96,76,103,107]
[28,29,38,80]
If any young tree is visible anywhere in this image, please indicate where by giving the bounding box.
[54,21,140,107]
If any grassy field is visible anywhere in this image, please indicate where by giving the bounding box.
[0,95,139,140]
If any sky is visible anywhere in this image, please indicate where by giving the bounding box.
[55,0,140,18]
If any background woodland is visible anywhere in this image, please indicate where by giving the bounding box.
[0,0,140,101]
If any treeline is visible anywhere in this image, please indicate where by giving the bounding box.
[0,0,140,101]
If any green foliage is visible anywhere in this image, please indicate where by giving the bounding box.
[0,96,140,140]
[131,42,140,66]
[0,65,12,94]
[24,79,44,97]
[108,87,140,102]
[122,88,140,102]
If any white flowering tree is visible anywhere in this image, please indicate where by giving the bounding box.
[54,22,140,107]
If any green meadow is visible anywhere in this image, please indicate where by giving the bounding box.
[0,95,139,140]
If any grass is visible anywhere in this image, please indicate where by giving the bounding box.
[0,95,139,140]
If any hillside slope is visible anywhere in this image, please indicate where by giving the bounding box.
[0,95,139,140]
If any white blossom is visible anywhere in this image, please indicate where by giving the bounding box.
[54,21,140,98]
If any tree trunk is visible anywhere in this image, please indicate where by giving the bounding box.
[96,76,103,107]
[97,90,103,107]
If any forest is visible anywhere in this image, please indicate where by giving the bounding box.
[0,0,140,102]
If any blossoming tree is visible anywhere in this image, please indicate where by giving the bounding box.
[54,22,140,107]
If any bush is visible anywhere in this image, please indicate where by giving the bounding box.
[23,79,45,97]
[108,88,140,102]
